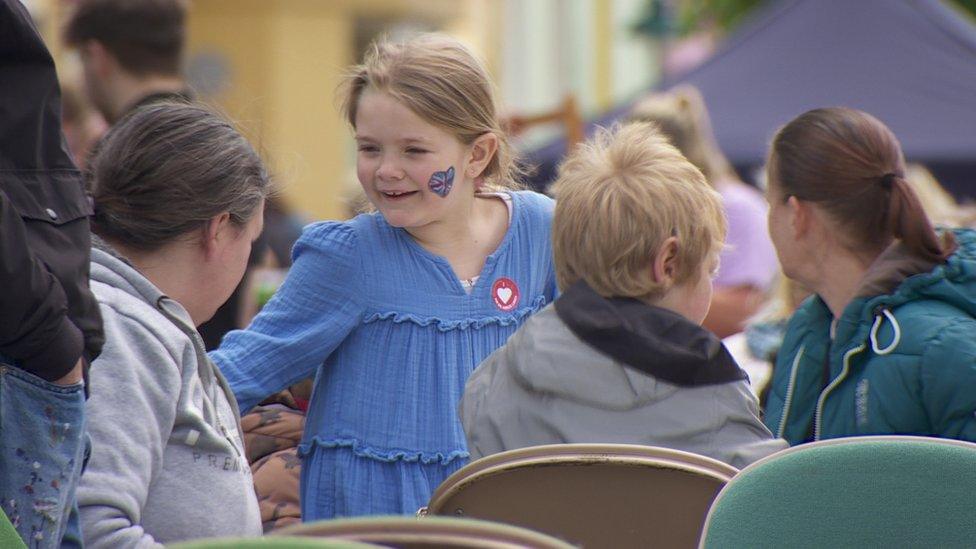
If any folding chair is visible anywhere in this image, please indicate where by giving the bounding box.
[423,443,735,548]
[169,535,377,548]
[274,515,574,549]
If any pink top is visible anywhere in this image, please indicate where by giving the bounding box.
[714,180,778,290]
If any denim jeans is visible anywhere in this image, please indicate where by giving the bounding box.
[0,361,86,548]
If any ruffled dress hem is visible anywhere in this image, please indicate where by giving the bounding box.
[361,295,549,331]
[298,437,469,465]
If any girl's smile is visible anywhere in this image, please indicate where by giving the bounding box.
[354,90,472,230]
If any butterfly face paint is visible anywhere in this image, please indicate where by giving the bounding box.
[428,166,455,198]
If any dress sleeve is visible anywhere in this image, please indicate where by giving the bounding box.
[210,222,366,413]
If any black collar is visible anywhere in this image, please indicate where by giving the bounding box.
[554,281,746,387]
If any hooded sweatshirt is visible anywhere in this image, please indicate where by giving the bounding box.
[460,281,786,469]
[765,229,976,445]
[78,240,261,548]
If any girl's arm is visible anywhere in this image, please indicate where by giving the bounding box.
[211,222,366,413]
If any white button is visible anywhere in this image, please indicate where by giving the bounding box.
[45,208,58,220]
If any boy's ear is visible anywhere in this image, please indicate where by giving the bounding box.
[651,236,680,286]
[466,132,499,180]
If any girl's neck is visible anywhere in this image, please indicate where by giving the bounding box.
[408,210,475,255]
[406,193,509,280]
[407,194,495,251]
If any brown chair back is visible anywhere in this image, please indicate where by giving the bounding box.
[274,515,575,549]
[424,444,736,548]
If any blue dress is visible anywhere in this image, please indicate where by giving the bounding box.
[211,191,557,519]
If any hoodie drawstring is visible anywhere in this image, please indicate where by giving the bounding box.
[870,308,901,355]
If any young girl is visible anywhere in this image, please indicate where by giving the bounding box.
[211,34,557,519]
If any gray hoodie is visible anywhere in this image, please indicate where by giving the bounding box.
[460,282,787,469]
[78,244,261,547]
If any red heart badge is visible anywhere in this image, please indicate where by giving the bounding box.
[491,277,520,312]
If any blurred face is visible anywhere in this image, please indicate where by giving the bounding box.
[78,42,114,122]
[765,170,801,280]
[354,90,473,229]
[62,112,107,170]
[672,250,719,325]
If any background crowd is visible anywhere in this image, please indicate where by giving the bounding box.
[3,0,976,547]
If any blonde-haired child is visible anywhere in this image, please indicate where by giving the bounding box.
[211,34,558,518]
[629,86,778,338]
[461,122,786,468]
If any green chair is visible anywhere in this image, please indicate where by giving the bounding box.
[274,515,575,548]
[423,443,737,548]
[168,536,378,548]
[700,436,976,548]
[0,508,26,549]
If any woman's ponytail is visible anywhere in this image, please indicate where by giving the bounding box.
[886,174,956,262]
[770,107,955,263]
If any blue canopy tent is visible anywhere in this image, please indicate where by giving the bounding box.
[525,0,976,197]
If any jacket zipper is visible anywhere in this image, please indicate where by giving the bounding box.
[813,344,866,440]
[776,345,805,438]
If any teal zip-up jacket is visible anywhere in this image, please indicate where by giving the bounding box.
[764,229,976,445]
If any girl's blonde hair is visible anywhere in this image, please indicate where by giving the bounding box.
[340,33,519,191]
[905,163,974,228]
[628,85,735,186]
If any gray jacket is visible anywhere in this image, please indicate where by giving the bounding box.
[78,244,261,547]
[460,282,787,469]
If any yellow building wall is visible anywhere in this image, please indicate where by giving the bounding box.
[187,0,473,221]
[187,0,350,221]
[43,0,589,220]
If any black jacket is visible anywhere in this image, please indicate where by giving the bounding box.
[555,281,746,386]
[0,0,104,380]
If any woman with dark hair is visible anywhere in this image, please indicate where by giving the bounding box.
[77,103,269,546]
[763,107,976,445]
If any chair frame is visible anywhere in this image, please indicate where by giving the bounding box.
[424,442,737,516]
[421,444,736,548]
[503,95,584,150]
[273,515,575,549]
